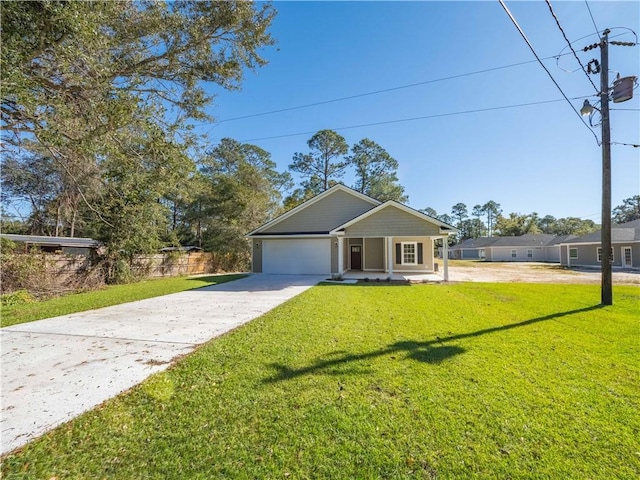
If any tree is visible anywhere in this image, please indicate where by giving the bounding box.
[195,138,292,254]
[289,130,348,193]
[547,217,598,236]
[451,203,469,239]
[1,0,276,251]
[613,195,640,224]
[346,138,407,201]
[482,201,502,237]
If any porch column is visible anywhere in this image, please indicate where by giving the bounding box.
[443,236,449,281]
[387,236,394,274]
[337,236,344,274]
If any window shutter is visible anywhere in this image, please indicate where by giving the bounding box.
[395,243,401,264]
[418,243,423,264]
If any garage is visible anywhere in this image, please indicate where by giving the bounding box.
[262,239,331,275]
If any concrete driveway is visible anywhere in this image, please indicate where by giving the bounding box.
[1,274,324,455]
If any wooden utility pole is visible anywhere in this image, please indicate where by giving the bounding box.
[599,29,612,306]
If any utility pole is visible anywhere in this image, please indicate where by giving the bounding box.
[582,29,636,306]
[599,29,612,306]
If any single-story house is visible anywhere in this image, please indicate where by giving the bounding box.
[0,234,101,256]
[449,234,576,262]
[247,184,457,278]
[559,219,640,269]
[448,237,501,260]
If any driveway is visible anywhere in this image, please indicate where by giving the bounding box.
[1,274,324,455]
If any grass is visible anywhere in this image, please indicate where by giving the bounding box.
[0,274,246,327]
[2,282,639,479]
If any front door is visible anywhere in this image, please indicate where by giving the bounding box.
[622,247,632,268]
[350,245,362,270]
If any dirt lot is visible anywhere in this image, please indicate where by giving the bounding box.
[446,261,639,286]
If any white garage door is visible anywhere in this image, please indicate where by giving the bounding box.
[263,239,331,275]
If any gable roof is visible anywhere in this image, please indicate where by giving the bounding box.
[247,184,380,236]
[560,220,640,244]
[488,234,557,247]
[330,200,457,234]
[450,237,499,249]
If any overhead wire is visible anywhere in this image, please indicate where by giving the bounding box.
[238,96,591,143]
[498,0,601,145]
[545,0,600,93]
[584,0,600,37]
[192,50,582,132]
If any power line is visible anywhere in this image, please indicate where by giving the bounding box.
[545,0,599,93]
[584,0,600,37]
[612,141,640,148]
[193,52,580,130]
[238,96,591,143]
[498,0,600,145]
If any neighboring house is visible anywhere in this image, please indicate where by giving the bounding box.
[0,234,101,256]
[559,220,640,269]
[449,237,499,260]
[449,234,577,263]
[247,184,457,277]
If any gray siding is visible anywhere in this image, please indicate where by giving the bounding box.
[565,242,640,268]
[262,190,375,234]
[252,239,263,273]
[364,238,384,270]
[487,246,547,262]
[345,206,441,237]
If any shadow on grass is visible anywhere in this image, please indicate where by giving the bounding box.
[264,304,604,383]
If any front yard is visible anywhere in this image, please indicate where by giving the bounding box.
[2,282,639,479]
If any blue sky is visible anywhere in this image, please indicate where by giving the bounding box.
[198,1,639,222]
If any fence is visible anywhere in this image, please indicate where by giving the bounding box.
[1,251,250,297]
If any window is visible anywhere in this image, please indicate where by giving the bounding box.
[597,247,614,262]
[479,249,486,259]
[527,249,533,258]
[511,249,517,258]
[569,248,578,259]
[402,242,417,265]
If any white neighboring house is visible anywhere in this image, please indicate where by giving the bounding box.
[559,220,640,269]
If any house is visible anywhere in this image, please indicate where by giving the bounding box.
[559,220,640,269]
[0,234,101,256]
[449,237,500,260]
[247,184,457,278]
[449,234,577,263]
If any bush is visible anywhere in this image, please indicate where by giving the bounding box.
[1,289,35,306]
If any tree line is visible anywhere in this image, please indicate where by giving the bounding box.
[422,195,640,243]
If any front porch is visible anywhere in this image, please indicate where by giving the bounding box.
[334,235,450,281]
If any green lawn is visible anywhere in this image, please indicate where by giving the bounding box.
[0,274,246,327]
[2,283,639,479]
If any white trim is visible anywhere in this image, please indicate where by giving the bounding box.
[622,246,632,268]
[247,184,380,236]
[401,242,418,265]
[442,237,449,281]
[247,234,334,239]
[330,201,458,234]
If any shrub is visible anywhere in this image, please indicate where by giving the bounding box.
[1,289,35,306]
